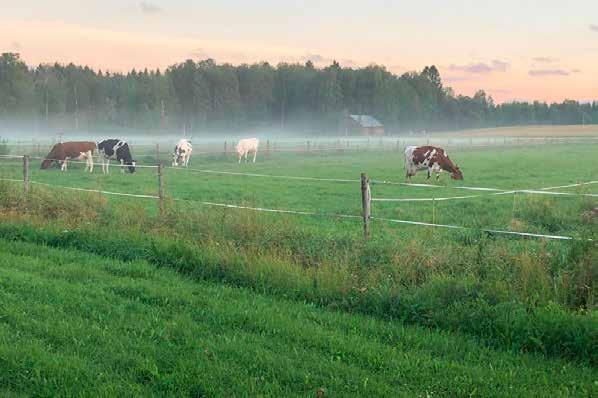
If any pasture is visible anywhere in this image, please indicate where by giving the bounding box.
[0,139,597,394]
[0,143,596,238]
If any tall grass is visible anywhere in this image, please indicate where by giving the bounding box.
[1,240,595,396]
[0,181,596,363]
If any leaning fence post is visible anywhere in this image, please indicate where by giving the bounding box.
[361,173,371,239]
[158,162,165,216]
[23,155,30,194]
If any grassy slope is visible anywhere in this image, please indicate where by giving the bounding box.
[0,239,596,397]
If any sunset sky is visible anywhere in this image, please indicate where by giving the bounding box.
[2,0,597,103]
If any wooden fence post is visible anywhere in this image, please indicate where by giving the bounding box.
[23,155,30,194]
[155,143,160,165]
[224,140,228,157]
[158,162,165,216]
[307,140,311,153]
[266,139,270,157]
[361,173,371,240]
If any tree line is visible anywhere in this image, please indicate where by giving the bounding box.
[1,52,596,135]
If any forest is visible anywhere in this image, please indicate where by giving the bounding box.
[1,52,597,135]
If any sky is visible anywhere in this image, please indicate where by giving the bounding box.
[1,0,597,103]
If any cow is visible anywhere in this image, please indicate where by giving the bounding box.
[40,141,96,172]
[404,145,463,180]
[172,139,193,167]
[97,139,136,174]
[235,138,259,163]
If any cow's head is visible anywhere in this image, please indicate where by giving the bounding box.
[451,165,463,180]
[40,159,54,169]
[128,160,136,173]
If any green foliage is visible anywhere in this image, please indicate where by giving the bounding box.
[1,52,597,133]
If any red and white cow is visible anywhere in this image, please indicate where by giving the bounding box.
[404,145,463,180]
[41,141,97,172]
[236,138,259,163]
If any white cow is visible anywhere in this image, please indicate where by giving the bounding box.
[173,139,193,167]
[236,138,259,163]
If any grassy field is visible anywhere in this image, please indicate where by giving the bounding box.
[0,142,596,394]
[1,143,596,236]
[432,124,598,138]
[0,239,596,397]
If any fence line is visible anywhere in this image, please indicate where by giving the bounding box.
[372,189,597,202]
[167,166,360,183]
[0,175,591,242]
[0,178,159,199]
[541,181,598,191]
[27,156,160,169]
[370,216,585,241]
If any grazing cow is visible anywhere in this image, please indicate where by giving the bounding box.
[172,139,193,167]
[235,138,259,163]
[404,145,463,180]
[97,139,136,173]
[41,141,97,172]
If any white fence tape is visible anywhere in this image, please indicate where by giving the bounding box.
[28,156,160,169]
[167,166,360,183]
[0,177,590,241]
[540,181,598,191]
[371,217,589,241]
[174,197,362,220]
[372,189,597,202]
[0,178,159,199]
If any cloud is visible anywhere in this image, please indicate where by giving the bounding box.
[448,59,509,74]
[532,56,557,63]
[590,24,598,32]
[528,69,570,76]
[11,41,21,50]
[140,1,162,14]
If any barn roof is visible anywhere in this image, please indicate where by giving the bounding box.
[349,114,383,128]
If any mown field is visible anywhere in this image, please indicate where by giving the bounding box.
[0,141,596,395]
[0,240,596,397]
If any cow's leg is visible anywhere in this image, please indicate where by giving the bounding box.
[61,160,67,172]
[88,151,94,173]
[252,149,257,163]
[120,159,125,174]
[238,153,241,164]
[427,168,431,179]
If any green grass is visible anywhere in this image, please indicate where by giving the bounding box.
[1,144,596,236]
[0,144,596,368]
[0,239,596,397]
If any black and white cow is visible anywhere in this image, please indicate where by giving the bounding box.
[97,139,136,174]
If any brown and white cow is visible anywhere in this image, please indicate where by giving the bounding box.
[404,145,463,180]
[41,141,97,172]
